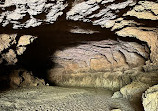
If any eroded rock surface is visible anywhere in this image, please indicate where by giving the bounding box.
[119,82,149,101]
[52,39,149,74]
[0,0,157,110]
[0,34,36,65]
[0,0,157,67]
[142,85,158,111]
[9,69,45,88]
[66,0,158,65]
[0,0,67,29]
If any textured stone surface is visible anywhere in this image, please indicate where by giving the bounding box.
[16,35,37,55]
[0,34,16,53]
[0,0,67,29]
[0,1,157,110]
[142,85,158,111]
[0,0,157,68]
[116,27,158,65]
[48,66,158,91]
[53,40,148,74]
[47,0,158,85]
[67,0,136,27]
[2,49,17,65]
[66,0,158,65]
[9,69,45,88]
[120,82,150,101]
[125,1,158,20]
[0,34,36,65]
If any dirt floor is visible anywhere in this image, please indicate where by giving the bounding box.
[0,86,137,111]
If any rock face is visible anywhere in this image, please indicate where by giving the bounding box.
[53,40,148,74]
[66,0,158,65]
[0,34,36,65]
[0,0,157,67]
[119,82,149,101]
[0,0,67,29]
[0,0,157,96]
[48,0,158,87]
[0,69,45,90]
[67,0,136,27]
[9,69,45,88]
[0,0,157,110]
[142,85,158,111]
[48,65,158,91]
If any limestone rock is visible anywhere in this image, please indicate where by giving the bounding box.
[116,27,158,64]
[0,0,157,96]
[135,71,158,85]
[0,34,16,53]
[9,69,45,88]
[120,82,150,101]
[142,85,158,111]
[0,34,36,65]
[125,1,158,20]
[66,0,158,66]
[0,0,67,29]
[2,49,17,65]
[53,39,148,74]
[16,35,37,55]
[67,0,136,27]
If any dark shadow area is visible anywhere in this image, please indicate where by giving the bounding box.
[124,16,158,28]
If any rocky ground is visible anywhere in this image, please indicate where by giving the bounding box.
[0,86,137,111]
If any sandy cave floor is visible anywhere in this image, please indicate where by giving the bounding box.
[0,86,139,111]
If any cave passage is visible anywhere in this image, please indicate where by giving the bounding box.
[0,17,149,89]
[0,0,151,90]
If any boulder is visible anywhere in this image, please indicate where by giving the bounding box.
[0,34,36,65]
[9,69,45,88]
[119,82,150,101]
[142,85,158,111]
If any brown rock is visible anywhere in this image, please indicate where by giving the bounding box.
[116,27,158,64]
[9,69,45,88]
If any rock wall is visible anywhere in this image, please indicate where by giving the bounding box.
[52,40,148,74]
[66,0,158,65]
[0,34,36,65]
[0,0,157,94]
[0,0,158,110]
[48,0,158,89]
[0,0,67,29]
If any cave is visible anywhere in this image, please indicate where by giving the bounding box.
[0,0,158,111]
